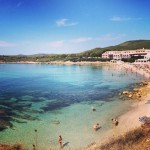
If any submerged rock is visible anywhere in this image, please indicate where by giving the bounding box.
[14,114,39,121]
[50,120,60,125]
[120,81,150,101]
[22,108,43,114]
[0,119,13,131]
[12,118,27,124]
[133,88,139,92]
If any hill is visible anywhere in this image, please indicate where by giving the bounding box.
[80,40,150,57]
[0,40,150,62]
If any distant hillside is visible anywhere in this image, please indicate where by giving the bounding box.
[0,40,150,62]
[80,40,150,57]
[104,40,150,51]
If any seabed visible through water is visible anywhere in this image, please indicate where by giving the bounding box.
[0,64,147,149]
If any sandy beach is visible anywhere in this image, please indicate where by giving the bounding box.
[117,92,150,133]
[122,63,150,79]
[86,62,150,150]
[87,86,150,150]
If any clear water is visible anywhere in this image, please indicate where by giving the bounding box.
[0,64,146,149]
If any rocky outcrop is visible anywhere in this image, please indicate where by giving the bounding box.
[120,81,149,101]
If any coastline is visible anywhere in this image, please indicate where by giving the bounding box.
[0,61,109,65]
[0,61,150,150]
[86,64,150,150]
[87,85,150,150]
[122,63,150,79]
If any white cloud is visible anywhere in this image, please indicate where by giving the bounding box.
[16,1,23,8]
[48,40,64,47]
[110,16,131,21]
[44,34,125,52]
[48,37,92,48]
[110,16,142,21]
[97,34,126,42]
[0,41,16,47]
[56,19,78,27]
[70,37,92,43]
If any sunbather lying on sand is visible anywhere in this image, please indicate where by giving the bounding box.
[112,118,119,126]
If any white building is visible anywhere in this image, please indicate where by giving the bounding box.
[134,59,149,64]
[102,49,150,60]
[144,53,150,60]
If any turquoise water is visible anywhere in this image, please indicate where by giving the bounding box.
[0,64,147,149]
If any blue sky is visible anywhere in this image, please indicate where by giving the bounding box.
[0,0,150,55]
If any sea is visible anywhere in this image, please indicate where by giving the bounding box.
[0,64,147,150]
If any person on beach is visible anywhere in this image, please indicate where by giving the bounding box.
[91,106,96,111]
[93,123,100,131]
[112,118,119,126]
[32,144,36,150]
[58,135,63,149]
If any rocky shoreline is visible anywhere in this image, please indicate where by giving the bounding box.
[120,81,149,100]
[0,62,150,150]
[87,81,150,150]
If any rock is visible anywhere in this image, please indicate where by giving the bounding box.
[142,81,148,86]
[51,120,60,125]
[128,94,132,98]
[123,91,129,94]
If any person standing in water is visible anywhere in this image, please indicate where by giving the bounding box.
[32,144,36,150]
[58,135,63,149]
[93,123,100,131]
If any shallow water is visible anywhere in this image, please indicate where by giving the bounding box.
[0,64,147,149]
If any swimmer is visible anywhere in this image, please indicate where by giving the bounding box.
[93,123,100,131]
[32,144,36,150]
[91,106,96,111]
[58,135,63,148]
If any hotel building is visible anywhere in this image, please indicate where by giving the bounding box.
[102,49,150,60]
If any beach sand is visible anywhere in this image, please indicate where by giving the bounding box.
[117,94,150,133]
[86,63,150,150]
[87,88,150,150]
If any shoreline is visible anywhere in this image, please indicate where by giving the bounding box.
[122,63,150,79]
[0,61,150,150]
[87,80,150,149]
[87,87,150,150]
[0,61,150,78]
[0,61,109,65]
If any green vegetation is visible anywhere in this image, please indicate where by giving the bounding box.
[0,40,150,62]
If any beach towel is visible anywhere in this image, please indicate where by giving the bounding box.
[139,116,150,123]
[145,100,150,104]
